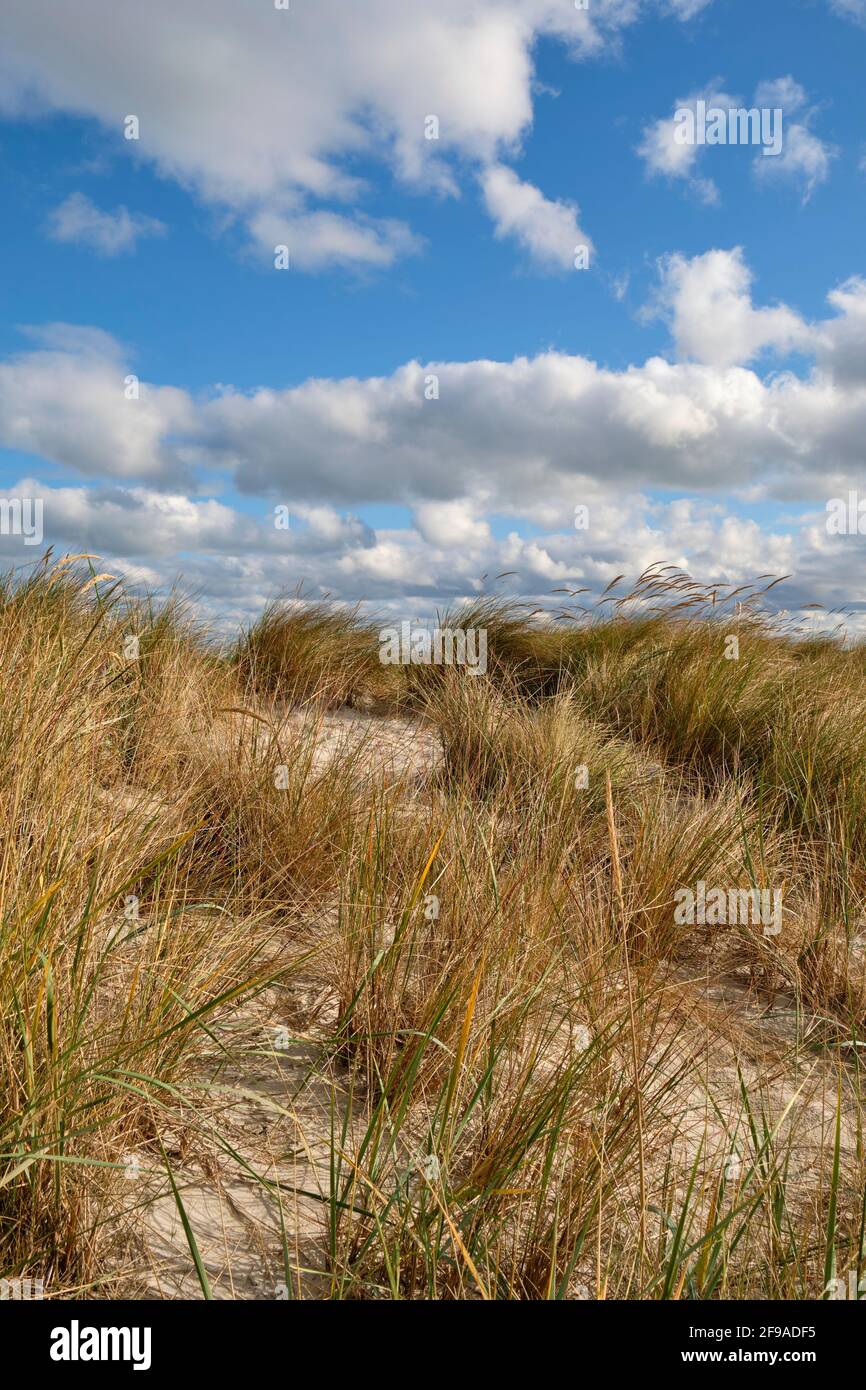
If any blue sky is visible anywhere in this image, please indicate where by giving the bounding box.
[1,0,865,627]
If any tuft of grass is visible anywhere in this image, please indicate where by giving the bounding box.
[233,596,394,709]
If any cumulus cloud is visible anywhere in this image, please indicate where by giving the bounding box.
[638,77,834,204]
[753,123,836,203]
[0,481,375,565]
[753,76,807,113]
[196,246,866,509]
[46,192,165,255]
[0,0,694,270]
[636,83,739,203]
[5,251,866,619]
[414,500,493,550]
[8,473,866,639]
[479,165,593,271]
[245,206,421,272]
[637,107,704,182]
[750,75,836,202]
[6,248,866,511]
[0,325,193,485]
[646,248,812,366]
[816,278,866,383]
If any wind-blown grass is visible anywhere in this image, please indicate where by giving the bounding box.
[2,555,865,1300]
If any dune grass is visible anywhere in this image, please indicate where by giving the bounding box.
[1,556,865,1300]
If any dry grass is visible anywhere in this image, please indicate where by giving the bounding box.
[2,556,866,1301]
[233,595,395,709]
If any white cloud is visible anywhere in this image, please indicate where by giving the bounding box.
[637,109,703,181]
[183,269,866,509]
[750,76,835,203]
[829,0,866,23]
[638,77,834,205]
[46,192,166,255]
[5,268,866,622]
[646,248,811,366]
[611,272,630,302]
[815,277,866,383]
[5,253,866,606]
[246,207,421,272]
[414,500,492,550]
[753,76,807,113]
[0,325,193,485]
[662,0,714,14]
[753,123,836,203]
[11,473,866,640]
[479,164,592,271]
[0,0,694,271]
[636,84,736,201]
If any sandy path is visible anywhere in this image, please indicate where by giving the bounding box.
[111,704,433,1299]
[282,705,440,780]
[125,993,347,1300]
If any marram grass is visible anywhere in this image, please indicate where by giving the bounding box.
[1,556,864,1300]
